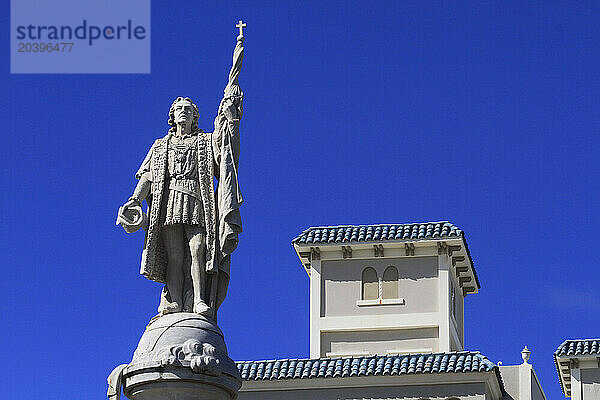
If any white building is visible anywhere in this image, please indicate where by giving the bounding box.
[236,222,547,400]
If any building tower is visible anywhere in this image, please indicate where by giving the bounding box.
[292,222,480,359]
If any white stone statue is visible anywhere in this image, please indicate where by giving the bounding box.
[117,26,245,319]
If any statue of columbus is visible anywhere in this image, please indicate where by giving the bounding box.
[116,26,245,319]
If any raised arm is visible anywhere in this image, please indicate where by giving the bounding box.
[213,31,244,167]
[225,32,244,101]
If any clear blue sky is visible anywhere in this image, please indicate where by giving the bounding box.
[1,1,599,399]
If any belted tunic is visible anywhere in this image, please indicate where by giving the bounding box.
[162,134,204,227]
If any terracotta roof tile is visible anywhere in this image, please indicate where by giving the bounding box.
[237,352,495,381]
[293,222,462,245]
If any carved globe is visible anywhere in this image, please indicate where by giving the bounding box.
[122,313,241,400]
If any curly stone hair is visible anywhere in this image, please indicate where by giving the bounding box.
[167,97,200,133]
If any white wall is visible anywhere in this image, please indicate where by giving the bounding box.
[321,327,439,357]
[321,256,439,317]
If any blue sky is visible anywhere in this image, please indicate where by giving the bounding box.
[1,1,599,398]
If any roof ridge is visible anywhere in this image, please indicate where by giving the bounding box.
[292,222,463,245]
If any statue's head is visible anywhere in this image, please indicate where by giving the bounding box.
[168,97,200,133]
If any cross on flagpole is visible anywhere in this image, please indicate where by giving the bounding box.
[236,20,247,36]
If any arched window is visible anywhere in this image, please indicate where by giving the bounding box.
[362,267,378,300]
[382,266,398,299]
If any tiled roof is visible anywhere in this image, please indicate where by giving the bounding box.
[237,351,496,381]
[292,222,463,245]
[555,339,600,357]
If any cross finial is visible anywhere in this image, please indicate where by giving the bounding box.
[236,20,247,36]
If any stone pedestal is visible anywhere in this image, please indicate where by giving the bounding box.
[118,313,241,400]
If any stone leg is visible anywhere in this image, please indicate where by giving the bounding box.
[184,224,210,316]
[160,224,186,314]
[181,254,194,313]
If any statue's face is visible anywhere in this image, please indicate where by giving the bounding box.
[173,100,194,127]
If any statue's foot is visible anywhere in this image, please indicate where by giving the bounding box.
[158,301,181,315]
[193,300,212,317]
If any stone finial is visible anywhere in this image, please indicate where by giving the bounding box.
[521,346,531,364]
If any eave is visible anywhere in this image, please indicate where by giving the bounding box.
[293,235,480,295]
